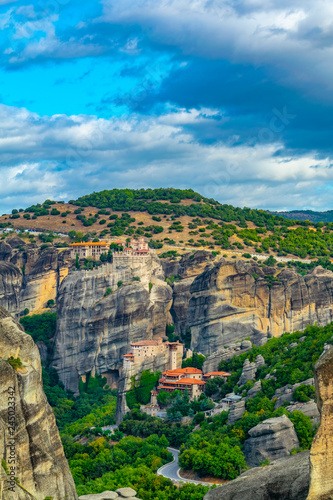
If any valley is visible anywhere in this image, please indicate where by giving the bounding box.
[1,189,333,500]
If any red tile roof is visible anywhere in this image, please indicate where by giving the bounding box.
[203,371,231,377]
[162,367,203,376]
[161,378,205,386]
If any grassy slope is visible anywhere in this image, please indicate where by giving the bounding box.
[2,188,333,259]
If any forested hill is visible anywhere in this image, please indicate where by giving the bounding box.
[2,188,333,259]
[269,209,333,224]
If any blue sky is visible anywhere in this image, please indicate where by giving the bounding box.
[1,0,333,213]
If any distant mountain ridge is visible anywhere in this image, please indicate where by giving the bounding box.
[269,210,333,223]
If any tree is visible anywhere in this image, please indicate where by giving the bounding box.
[75,254,80,269]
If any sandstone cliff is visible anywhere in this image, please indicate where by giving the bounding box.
[204,451,310,500]
[172,257,333,356]
[0,240,71,317]
[0,307,77,500]
[51,255,173,394]
[307,346,333,500]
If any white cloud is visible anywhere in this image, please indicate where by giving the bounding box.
[100,0,333,100]
[0,103,332,213]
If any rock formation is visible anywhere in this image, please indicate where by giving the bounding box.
[238,359,258,386]
[307,346,333,500]
[243,415,299,467]
[227,400,246,425]
[0,307,77,500]
[79,488,141,499]
[286,401,320,427]
[0,241,71,317]
[171,258,333,356]
[203,340,252,373]
[273,378,314,409]
[204,451,310,500]
[51,256,173,394]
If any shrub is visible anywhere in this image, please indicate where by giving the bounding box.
[117,281,123,288]
[104,288,112,297]
[7,357,23,370]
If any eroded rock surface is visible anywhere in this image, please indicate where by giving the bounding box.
[51,256,173,394]
[0,307,77,500]
[243,415,299,467]
[307,346,333,500]
[173,258,333,356]
[0,244,71,316]
[204,451,310,500]
[227,400,246,425]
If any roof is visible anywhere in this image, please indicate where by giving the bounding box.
[151,390,158,394]
[70,242,108,246]
[204,371,231,377]
[131,340,159,346]
[177,378,206,385]
[163,367,203,376]
[123,353,134,358]
[161,378,205,386]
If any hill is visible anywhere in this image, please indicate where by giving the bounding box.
[1,188,333,259]
[269,210,333,223]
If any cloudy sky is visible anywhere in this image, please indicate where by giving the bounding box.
[0,0,333,213]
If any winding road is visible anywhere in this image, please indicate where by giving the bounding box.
[157,448,213,486]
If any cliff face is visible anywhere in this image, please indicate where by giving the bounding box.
[0,307,77,500]
[0,240,71,317]
[51,256,173,394]
[175,258,333,356]
[307,346,333,500]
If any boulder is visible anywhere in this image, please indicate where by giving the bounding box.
[307,346,333,499]
[116,488,137,498]
[203,451,310,500]
[79,493,118,500]
[273,378,314,409]
[286,401,320,427]
[227,400,246,425]
[243,415,299,467]
[247,380,262,398]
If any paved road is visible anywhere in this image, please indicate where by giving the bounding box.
[157,448,213,485]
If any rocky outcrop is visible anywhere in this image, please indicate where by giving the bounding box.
[203,340,252,373]
[238,359,257,386]
[247,380,262,398]
[204,451,310,500]
[0,243,71,316]
[0,307,77,500]
[273,378,314,409]
[162,250,216,280]
[286,401,320,427]
[307,346,333,499]
[243,415,299,467]
[227,400,246,425]
[51,256,173,394]
[79,488,141,499]
[175,259,333,356]
[238,355,265,386]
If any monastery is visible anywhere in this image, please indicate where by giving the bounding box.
[123,338,184,370]
[69,236,149,260]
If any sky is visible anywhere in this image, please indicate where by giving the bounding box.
[1,0,333,213]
